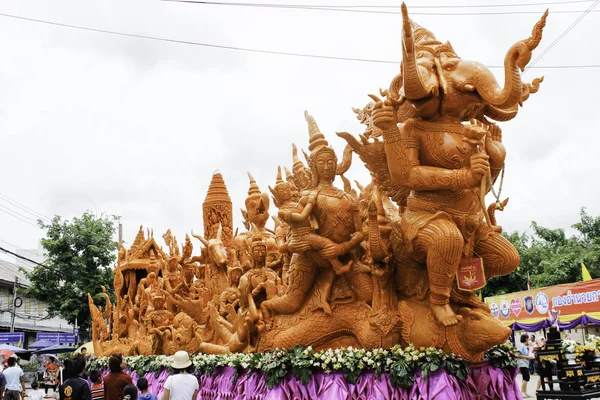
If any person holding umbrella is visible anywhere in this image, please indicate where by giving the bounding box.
[42,356,60,395]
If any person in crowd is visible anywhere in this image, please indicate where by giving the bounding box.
[89,370,104,400]
[59,355,90,400]
[136,378,156,400]
[103,354,132,400]
[161,351,198,400]
[538,337,546,349]
[528,335,537,374]
[122,385,137,400]
[28,381,46,400]
[80,348,93,363]
[4,356,25,400]
[42,356,60,395]
[517,333,534,399]
[0,365,6,400]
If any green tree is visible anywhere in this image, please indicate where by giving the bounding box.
[484,208,600,297]
[25,211,118,340]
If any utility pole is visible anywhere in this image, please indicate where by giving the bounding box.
[10,277,17,332]
[118,223,123,244]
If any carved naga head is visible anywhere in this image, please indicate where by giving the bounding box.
[394,3,547,123]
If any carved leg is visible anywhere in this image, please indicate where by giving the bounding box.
[345,259,374,303]
[475,232,520,279]
[414,219,464,327]
[260,261,317,325]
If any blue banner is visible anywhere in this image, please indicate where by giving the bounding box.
[35,333,78,344]
[0,332,24,344]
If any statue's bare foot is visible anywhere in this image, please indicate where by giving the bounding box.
[334,260,353,276]
[431,303,462,327]
[260,302,273,330]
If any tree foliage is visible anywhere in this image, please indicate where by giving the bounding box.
[484,208,600,297]
[25,211,118,339]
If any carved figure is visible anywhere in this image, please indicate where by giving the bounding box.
[191,224,229,298]
[233,174,280,270]
[344,5,545,326]
[273,167,353,276]
[239,239,281,330]
[219,266,242,321]
[262,111,372,323]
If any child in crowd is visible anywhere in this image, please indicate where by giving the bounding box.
[28,381,46,400]
[137,378,157,400]
[90,370,104,400]
[123,384,138,400]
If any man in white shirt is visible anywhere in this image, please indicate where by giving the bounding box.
[3,357,25,400]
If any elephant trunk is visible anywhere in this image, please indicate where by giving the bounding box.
[400,5,437,100]
[470,45,525,109]
[471,11,547,109]
[483,104,519,122]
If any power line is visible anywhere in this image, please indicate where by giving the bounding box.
[0,239,44,260]
[526,0,599,70]
[0,192,51,222]
[161,0,600,15]
[0,11,599,69]
[0,245,52,271]
[0,206,40,228]
[0,204,39,225]
[164,0,597,8]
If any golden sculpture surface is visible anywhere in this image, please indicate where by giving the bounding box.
[89,5,547,361]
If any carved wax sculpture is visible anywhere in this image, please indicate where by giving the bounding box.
[203,171,233,245]
[233,174,281,273]
[273,160,353,276]
[89,4,544,361]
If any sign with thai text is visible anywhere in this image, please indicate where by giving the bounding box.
[485,278,600,321]
[456,257,486,291]
[36,332,78,343]
[0,332,24,344]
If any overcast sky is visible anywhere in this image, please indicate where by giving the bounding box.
[0,0,599,261]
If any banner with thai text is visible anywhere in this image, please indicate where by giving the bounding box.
[35,332,78,343]
[0,332,24,344]
[484,278,600,322]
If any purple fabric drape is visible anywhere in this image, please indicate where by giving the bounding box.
[127,364,520,400]
[509,314,600,332]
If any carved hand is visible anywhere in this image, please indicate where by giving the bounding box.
[252,283,265,297]
[319,243,342,259]
[467,153,490,187]
[484,124,506,168]
[369,93,398,131]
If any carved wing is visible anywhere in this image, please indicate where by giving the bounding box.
[337,131,411,207]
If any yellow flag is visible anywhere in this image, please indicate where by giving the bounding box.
[582,263,593,281]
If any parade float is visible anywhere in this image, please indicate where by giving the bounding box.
[88,4,549,398]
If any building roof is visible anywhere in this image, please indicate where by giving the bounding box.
[0,260,32,287]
